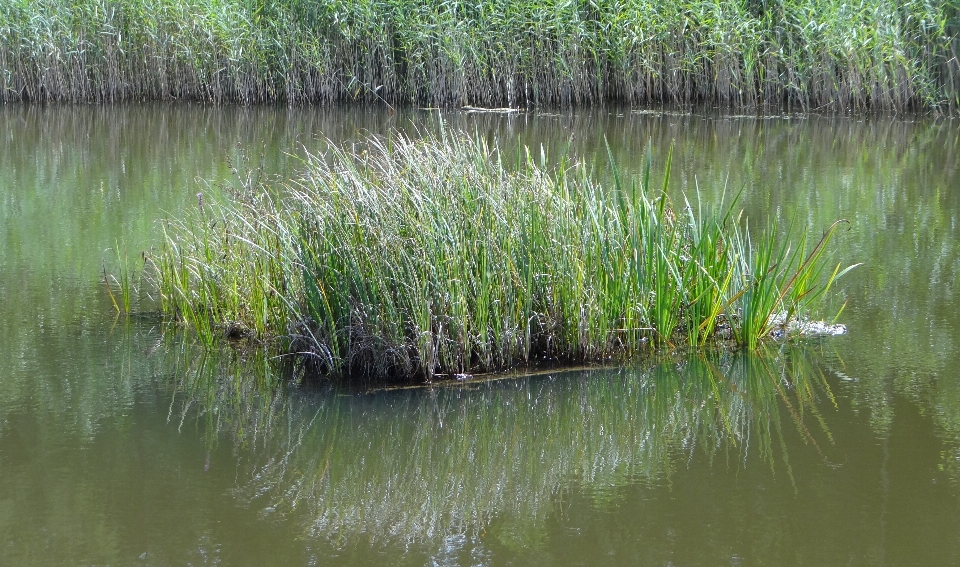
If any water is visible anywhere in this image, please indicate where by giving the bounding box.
[1,104,959,566]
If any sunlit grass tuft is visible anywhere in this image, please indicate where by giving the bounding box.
[102,242,139,316]
[152,130,856,381]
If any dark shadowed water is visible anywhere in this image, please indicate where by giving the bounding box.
[1,105,959,566]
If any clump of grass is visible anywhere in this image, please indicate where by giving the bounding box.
[102,242,143,315]
[152,130,856,381]
[0,0,956,112]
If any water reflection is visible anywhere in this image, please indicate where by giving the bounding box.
[3,105,960,564]
[165,343,841,547]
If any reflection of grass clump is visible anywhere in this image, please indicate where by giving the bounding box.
[153,130,855,381]
[165,343,838,546]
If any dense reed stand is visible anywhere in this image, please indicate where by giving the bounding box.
[1,0,957,111]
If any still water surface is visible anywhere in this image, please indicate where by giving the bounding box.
[1,105,959,566]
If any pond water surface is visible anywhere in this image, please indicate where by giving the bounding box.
[1,105,959,566]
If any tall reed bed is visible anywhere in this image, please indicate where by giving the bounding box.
[1,0,956,111]
[153,130,854,380]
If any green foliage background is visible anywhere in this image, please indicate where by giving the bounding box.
[1,0,957,110]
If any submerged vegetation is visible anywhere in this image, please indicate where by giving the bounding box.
[1,0,957,111]
[153,130,855,381]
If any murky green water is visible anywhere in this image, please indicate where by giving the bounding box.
[2,105,959,566]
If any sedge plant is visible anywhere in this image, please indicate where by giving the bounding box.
[152,130,857,381]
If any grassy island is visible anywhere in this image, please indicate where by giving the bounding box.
[1,0,957,111]
[152,131,855,381]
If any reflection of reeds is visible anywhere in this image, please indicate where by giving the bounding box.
[160,336,287,444]
[165,344,836,546]
[1,0,956,111]
[154,130,854,380]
